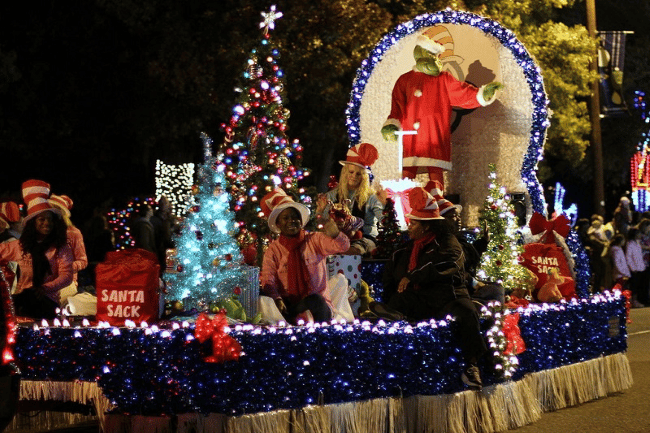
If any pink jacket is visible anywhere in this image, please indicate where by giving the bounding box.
[0,239,74,303]
[67,225,88,282]
[261,231,350,305]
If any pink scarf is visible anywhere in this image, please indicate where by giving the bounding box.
[408,233,436,271]
[279,230,311,302]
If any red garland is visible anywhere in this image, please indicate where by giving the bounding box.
[528,212,571,244]
[1,268,17,365]
[194,312,242,363]
[620,286,632,324]
[502,313,526,355]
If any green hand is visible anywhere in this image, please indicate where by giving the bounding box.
[482,82,504,101]
[381,124,399,142]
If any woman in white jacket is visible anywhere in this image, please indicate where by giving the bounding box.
[625,227,648,307]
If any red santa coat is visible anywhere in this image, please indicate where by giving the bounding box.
[385,70,487,170]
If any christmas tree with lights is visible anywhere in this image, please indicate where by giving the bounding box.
[373,198,402,258]
[164,133,251,314]
[219,6,310,264]
[475,164,529,291]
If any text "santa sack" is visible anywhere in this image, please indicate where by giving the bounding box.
[96,248,160,326]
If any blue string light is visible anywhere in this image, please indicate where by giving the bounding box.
[14,292,625,416]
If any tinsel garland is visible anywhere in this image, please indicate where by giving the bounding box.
[13,292,626,417]
[14,353,631,433]
[564,230,591,298]
[513,292,627,379]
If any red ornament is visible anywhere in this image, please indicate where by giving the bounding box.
[176,265,184,273]
[496,260,502,266]
[490,204,498,210]
[234,286,242,296]
[225,254,233,262]
[498,244,504,250]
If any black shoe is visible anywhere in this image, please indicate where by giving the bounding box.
[461,364,483,390]
[368,302,406,321]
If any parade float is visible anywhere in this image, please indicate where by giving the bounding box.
[5,7,632,433]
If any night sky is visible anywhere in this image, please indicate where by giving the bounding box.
[1,1,649,226]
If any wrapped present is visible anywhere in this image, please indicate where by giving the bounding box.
[327,255,362,313]
[231,265,260,320]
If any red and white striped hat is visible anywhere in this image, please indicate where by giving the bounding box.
[405,187,443,220]
[49,194,73,217]
[261,188,310,234]
[339,143,379,171]
[424,180,461,215]
[0,201,21,229]
[22,179,59,223]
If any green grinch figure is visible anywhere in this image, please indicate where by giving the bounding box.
[381,25,503,187]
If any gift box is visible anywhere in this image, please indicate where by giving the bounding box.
[96,248,161,326]
[230,265,260,320]
[327,255,362,312]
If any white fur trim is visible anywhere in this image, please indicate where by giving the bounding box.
[402,156,452,171]
[416,35,445,55]
[477,84,498,106]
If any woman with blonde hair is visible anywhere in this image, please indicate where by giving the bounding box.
[316,143,386,256]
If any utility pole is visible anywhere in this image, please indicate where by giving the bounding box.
[586,0,605,216]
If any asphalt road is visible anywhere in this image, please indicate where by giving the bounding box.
[10,308,650,433]
[508,306,650,433]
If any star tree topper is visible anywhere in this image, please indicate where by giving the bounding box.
[260,5,283,35]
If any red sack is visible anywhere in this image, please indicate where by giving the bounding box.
[521,243,576,301]
[96,248,161,326]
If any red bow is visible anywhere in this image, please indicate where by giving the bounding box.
[194,312,242,363]
[502,313,526,355]
[385,188,411,218]
[529,212,571,244]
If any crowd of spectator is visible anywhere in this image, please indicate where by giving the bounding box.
[577,196,650,307]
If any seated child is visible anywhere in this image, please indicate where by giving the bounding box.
[260,188,350,324]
